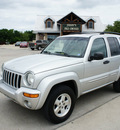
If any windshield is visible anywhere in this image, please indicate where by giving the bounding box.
[42,37,89,57]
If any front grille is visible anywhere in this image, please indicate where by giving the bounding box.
[3,70,22,89]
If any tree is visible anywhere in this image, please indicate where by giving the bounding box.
[0,29,35,44]
[105,20,120,33]
[0,29,9,44]
[25,31,35,41]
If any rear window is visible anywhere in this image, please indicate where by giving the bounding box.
[43,40,47,43]
[36,40,42,43]
[107,37,120,56]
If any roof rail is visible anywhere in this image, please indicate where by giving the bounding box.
[100,32,120,35]
[70,32,100,34]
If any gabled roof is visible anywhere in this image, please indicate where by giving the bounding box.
[44,16,55,23]
[34,13,106,33]
[57,12,86,24]
[86,17,96,22]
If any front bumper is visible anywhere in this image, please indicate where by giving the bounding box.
[30,46,37,49]
[0,79,41,110]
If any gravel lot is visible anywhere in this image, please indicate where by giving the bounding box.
[0,45,120,130]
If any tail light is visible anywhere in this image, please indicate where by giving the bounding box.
[35,43,37,45]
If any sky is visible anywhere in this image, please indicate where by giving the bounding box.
[0,0,120,31]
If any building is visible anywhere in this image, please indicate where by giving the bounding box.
[33,12,106,41]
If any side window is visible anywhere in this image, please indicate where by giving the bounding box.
[90,38,107,58]
[107,37,120,56]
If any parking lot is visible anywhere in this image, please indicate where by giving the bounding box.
[0,45,120,130]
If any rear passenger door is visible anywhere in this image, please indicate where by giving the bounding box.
[107,37,120,82]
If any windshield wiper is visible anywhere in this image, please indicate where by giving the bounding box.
[55,51,70,57]
[43,51,51,54]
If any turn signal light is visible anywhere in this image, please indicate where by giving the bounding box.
[23,93,39,98]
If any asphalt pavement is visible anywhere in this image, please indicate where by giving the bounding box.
[57,96,120,130]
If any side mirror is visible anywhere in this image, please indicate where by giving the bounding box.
[89,52,104,61]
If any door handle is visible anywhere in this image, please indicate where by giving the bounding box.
[103,60,110,64]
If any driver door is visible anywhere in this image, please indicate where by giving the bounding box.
[82,38,110,92]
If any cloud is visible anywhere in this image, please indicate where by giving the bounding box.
[0,0,120,31]
[0,0,21,9]
[76,0,120,8]
[0,0,46,10]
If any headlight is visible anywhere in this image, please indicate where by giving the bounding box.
[26,72,35,86]
[0,63,4,77]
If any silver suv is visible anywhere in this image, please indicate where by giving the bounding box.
[0,32,120,123]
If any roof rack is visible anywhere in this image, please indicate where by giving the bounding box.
[70,32,100,34]
[69,32,120,35]
[100,32,120,35]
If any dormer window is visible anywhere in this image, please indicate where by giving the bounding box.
[47,21,52,28]
[88,21,93,28]
[44,17,55,28]
[87,19,95,29]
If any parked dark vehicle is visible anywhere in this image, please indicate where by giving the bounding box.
[15,41,21,46]
[20,41,29,48]
[29,40,50,50]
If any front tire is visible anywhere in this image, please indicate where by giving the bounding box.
[113,78,120,92]
[44,85,76,124]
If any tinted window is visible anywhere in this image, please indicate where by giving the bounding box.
[90,38,107,58]
[36,40,42,43]
[107,37,120,56]
[43,40,48,43]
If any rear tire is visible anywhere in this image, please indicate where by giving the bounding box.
[44,85,76,124]
[37,46,41,50]
[31,48,34,50]
[113,78,120,92]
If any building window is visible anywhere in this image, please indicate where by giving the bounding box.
[45,18,54,28]
[48,35,58,42]
[87,19,95,29]
[88,21,93,28]
[47,21,52,28]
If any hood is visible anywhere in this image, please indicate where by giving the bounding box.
[4,54,83,74]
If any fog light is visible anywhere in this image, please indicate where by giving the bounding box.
[23,93,39,98]
[24,100,32,108]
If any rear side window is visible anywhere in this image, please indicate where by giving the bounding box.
[107,37,120,56]
[36,40,42,43]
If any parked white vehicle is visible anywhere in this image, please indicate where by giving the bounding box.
[0,32,120,123]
